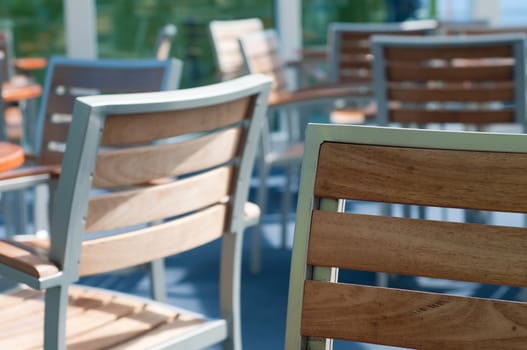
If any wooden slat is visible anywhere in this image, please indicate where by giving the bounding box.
[93,127,243,188]
[102,97,253,145]
[338,45,370,56]
[51,65,165,92]
[80,204,228,276]
[338,60,371,69]
[388,84,514,102]
[86,166,233,232]
[0,240,59,278]
[309,211,527,287]
[246,52,283,76]
[385,45,513,60]
[389,108,515,124]
[315,142,527,212]
[386,64,513,81]
[302,281,527,349]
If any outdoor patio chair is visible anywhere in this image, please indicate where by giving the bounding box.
[238,28,367,273]
[327,20,438,124]
[0,74,271,350]
[371,33,527,131]
[286,123,527,349]
[0,56,181,281]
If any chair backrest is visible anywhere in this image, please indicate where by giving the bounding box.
[447,25,527,36]
[286,123,527,349]
[239,29,289,97]
[154,23,177,60]
[35,56,182,164]
[0,29,15,82]
[49,74,271,283]
[209,18,264,81]
[372,34,527,129]
[327,20,438,85]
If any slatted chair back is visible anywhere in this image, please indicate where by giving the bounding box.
[209,18,264,81]
[372,34,527,130]
[35,56,181,164]
[328,20,438,85]
[286,124,527,349]
[239,29,291,99]
[0,74,271,349]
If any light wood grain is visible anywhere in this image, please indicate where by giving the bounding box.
[80,204,228,276]
[315,142,527,212]
[93,127,243,188]
[86,165,234,232]
[0,240,59,278]
[309,211,527,287]
[302,280,527,349]
[0,286,211,350]
[101,97,252,145]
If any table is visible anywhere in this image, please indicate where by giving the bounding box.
[0,141,24,172]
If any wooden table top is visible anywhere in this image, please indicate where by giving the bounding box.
[0,142,24,172]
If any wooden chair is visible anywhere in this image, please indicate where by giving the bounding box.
[0,74,272,350]
[238,29,364,273]
[209,18,264,81]
[0,56,181,244]
[286,123,527,349]
[327,20,438,124]
[371,33,527,131]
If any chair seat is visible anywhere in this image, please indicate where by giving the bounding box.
[0,285,227,350]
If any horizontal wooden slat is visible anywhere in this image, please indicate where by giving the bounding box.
[385,45,513,60]
[388,84,514,102]
[315,142,527,212]
[338,46,370,55]
[302,281,527,349]
[80,204,228,276]
[101,97,253,145]
[389,108,515,124]
[338,60,371,69]
[51,65,165,92]
[309,211,527,287]
[93,127,243,188]
[387,64,513,81]
[86,165,234,232]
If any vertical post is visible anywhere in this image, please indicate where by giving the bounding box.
[471,0,500,26]
[275,0,301,62]
[63,0,98,58]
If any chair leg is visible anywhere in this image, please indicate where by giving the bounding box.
[280,165,292,249]
[34,184,50,237]
[2,190,27,236]
[148,258,167,302]
[251,163,269,274]
[220,232,243,350]
[44,285,68,350]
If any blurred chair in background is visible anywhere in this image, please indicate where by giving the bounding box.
[154,23,177,60]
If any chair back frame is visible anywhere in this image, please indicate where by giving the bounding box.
[286,123,527,349]
[371,33,527,130]
[33,56,182,160]
[327,20,438,84]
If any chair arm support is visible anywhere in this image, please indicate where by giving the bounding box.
[0,240,59,279]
